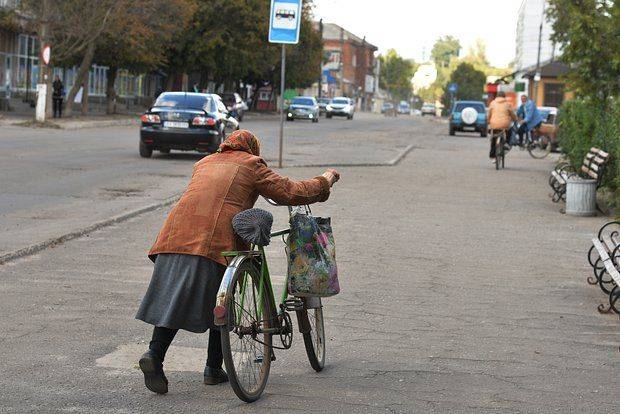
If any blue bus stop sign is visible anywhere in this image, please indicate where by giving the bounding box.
[448,83,458,93]
[269,0,302,44]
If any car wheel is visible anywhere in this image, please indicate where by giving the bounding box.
[449,126,455,136]
[312,117,319,123]
[480,130,487,138]
[139,141,153,158]
[326,114,332,119]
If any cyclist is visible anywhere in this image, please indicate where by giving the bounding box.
[487,91,518,163]
[135,130,339,395]
[516,94,543,145]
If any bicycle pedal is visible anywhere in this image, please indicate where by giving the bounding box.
[283,299,304,312]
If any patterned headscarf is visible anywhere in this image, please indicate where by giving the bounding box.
[218,130,261,156]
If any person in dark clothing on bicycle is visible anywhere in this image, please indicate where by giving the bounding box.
[52,75,64,118]
[516,95,543,145]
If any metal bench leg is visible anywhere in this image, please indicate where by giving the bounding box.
[588,257,603,285]
[587,245,599,269]
[599,286,620,315]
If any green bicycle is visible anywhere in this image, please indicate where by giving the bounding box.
[212,203,325,403]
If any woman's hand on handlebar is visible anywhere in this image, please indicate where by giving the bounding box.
[322,169,340,187]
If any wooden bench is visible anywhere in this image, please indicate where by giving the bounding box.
[549,147,609,203]
[587,221,620,315]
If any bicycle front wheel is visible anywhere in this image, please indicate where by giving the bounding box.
[528,135,551,159]
[298,300,325,371]
[221,259,272,403]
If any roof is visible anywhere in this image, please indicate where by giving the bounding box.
[317,22,378,50]
[521,60,570,78]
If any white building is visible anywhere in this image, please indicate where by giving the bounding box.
[515,0,559,71]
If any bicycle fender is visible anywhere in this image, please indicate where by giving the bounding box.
[214,254,256,327]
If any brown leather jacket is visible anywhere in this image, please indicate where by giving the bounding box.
[149,150,330,266]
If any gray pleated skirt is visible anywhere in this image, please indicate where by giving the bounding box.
[135,253,226,333]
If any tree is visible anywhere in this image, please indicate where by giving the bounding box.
[94,0,195,114]
[441,62,486,109]
[547,0,620,104]
[431,35,461,68]
[379,49,415,101]
[20,0,117,117]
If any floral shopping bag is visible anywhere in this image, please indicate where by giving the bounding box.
[287,210,340,297]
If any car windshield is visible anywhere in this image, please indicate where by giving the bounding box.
[292,98,314,106]
[332,98,349,104]
[454,102,485,112]
[154,94,210,109]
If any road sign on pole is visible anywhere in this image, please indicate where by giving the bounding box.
[269,0,302,168]
[448,83,458,94]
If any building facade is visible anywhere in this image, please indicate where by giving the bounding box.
[515,0,559,71]
[321,23,377,110]
[0,3,161,110]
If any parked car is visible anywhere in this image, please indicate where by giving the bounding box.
[221,92,246,122]
[421,103,436,116]
[381,102,394,114]
[139,92,239,158]
[537,106,559,151]
[326,97,355,119]
[317,97,331,114]
[448,100,487,137]
[287,96,319,122]
[398,101,411,114]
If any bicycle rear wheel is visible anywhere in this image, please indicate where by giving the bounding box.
[298,299,325,372]
[221,260,272,403]
[528,134,551,159]
[495,135,502,170]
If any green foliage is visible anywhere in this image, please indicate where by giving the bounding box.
[441,62,486,109]
[547,0,620,103]
[431,35,460,68]
[379,49,415,100]
[165,0,322,90]
[558,99,620,204]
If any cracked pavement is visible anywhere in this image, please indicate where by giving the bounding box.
[0,115,618,413]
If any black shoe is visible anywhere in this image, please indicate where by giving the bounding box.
[139,351,168,394]
[203,366,228,385]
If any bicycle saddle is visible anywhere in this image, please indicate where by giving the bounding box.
[232,208,273,247]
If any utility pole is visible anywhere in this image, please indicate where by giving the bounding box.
[36,0,53,122]
[533,0,546,104]
[318,19,323,98]
[278,44,286,168]
[339,26,344,96]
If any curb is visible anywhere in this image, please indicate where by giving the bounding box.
[0,194,181,266]
[0,145,414,265]
[0,118,139,130]
[284,144,415,168]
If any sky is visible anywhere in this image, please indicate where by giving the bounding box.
[312,0,524,67]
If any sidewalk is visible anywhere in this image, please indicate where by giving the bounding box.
[0,119,617,413]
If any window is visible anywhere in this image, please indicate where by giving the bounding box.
[543,83,564,107]
[16,34,38,91]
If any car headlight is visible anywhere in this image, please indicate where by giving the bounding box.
[326,105,332,111]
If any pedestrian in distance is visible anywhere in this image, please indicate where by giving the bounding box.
[516,94,543,145]
[487,91,518,163]
[135,129,340,395]
[52,75,64,118]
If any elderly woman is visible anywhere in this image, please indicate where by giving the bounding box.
[136,130,339,394]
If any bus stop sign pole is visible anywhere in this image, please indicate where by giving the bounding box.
[269,0,302,168]
[278,44,286,168]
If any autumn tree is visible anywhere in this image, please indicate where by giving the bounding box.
[379,49,415,101]
[431,35,461,68]
[547,0,620,105]
[94,0,195,114]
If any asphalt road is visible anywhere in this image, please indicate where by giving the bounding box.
[0,112,412,257]
[1,115,618,413]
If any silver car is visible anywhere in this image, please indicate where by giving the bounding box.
[326,97,355,120]
[287,96,320,123]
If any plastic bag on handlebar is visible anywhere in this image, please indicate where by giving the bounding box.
[287,210,340,297]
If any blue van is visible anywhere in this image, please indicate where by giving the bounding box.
[449,101,487,137]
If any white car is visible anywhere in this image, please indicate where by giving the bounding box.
[326,97,355,120]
